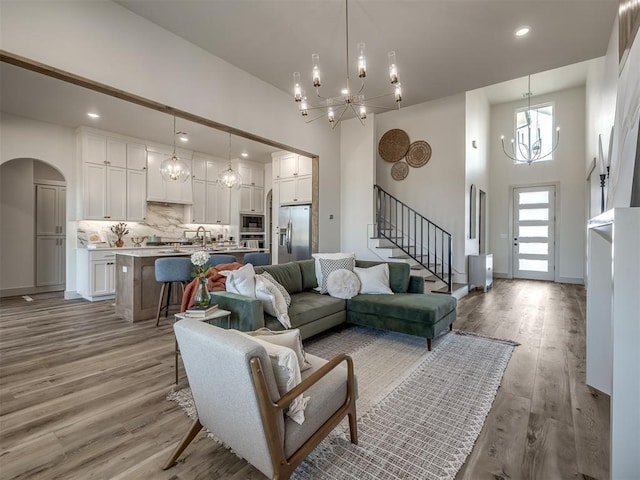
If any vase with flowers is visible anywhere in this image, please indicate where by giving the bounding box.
[110,222,129,247]
[191,250,211,308]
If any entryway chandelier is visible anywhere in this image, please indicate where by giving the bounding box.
[218,133,242,190]
[292,0,403,129]
[160,116,191,182]
[501,75,560,165]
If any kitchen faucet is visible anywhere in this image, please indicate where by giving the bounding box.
[196,226,207,247]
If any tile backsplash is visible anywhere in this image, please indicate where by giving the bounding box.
[77,203,236,247]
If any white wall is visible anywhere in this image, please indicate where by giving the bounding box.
[489,86,586,283]
[375,94,467,279]
[0,0,341,256]
[465,89,491,256]
[0,113,77,296]
[339,115,376,259]
[585,20,619,219]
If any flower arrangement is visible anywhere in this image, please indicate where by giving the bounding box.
[110,222,129,247]
[190,250,210,279]
[191,250,211,308]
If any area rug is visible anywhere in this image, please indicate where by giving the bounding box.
[167,326,518,479]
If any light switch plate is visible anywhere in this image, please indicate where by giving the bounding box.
[122,266,127,272]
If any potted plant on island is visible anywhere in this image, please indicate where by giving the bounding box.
[110,222,129,247]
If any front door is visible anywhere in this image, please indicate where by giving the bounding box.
[513,185,555,280]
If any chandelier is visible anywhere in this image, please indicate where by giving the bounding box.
[160,116,191,182]
[293,0,402,129]
[501,75,560,165]
[218,133,242,189]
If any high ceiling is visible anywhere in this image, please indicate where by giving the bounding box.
[117,0,617,106]
[1,1,618,160]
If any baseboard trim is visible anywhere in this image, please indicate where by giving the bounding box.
[558,277,585,285]
[0,285,65,298]
[65,291,82,300]
[493,272,511,279]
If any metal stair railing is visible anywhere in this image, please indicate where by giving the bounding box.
[374,184,453,292]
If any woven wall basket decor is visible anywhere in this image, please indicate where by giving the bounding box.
[378,129,410,163]
[406,140,432,168]
[391,161,409,181]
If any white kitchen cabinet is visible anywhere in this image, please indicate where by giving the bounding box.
[126,143,147,171]
[190,179,206,223]
[191,157,207,182]
[83,162,126,220]
[468,254,493,292]
[36,184,65,236]
[239,162,265,187]
[275,153,312,179]
[240,185,264,213]
[36,237,65,286]
[205,183,230,224]
[126,169,147,221]
[107,138,127,168]
[146,149,193,204]
[82,133,107,165]
[279,176,312,205]
[206,159,223,182]
[77,249,116,300]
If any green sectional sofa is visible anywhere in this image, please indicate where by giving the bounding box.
[210,259,457,350]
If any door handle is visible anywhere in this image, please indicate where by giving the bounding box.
[287,221,292,254]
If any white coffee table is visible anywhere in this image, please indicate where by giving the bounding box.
[173,308,231,384]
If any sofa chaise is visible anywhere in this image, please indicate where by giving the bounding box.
[210,259,457,350]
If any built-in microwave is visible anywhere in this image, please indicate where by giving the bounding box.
[240,214,264,233]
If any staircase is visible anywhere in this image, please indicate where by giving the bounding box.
[372,185,467,298]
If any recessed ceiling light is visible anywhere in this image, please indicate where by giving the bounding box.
[240,152,249,158]
[515,26,531,37]
[179,136,189,142]
[87,112,100,119]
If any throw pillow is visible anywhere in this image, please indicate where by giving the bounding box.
[219,263,256,297]
[354,263,394,295]
[255,276,291,328]
[326,269,361,299]
[258,271,291,307]
[246,328,311,371]
[311,253,355,291]
[250,336,310,425]
[318,256,356,294]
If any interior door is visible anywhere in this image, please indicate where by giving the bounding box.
[513,185,555,280]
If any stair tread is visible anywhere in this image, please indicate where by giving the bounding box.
[431,283,466,294]
[423,275,438,282]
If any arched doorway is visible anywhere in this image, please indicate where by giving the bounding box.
[0,158,67,297]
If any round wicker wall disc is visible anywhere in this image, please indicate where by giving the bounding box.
[406,140,432,168]
[379,129,410,163]
[391,161,409,181]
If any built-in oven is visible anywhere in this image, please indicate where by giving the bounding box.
[240,214,264,233]
[240,214,266,249]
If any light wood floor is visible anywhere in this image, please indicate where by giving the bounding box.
[0,280,609,479]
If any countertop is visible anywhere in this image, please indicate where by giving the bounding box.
[110,246,268,258]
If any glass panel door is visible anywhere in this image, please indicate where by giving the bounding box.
[513,185,555,280]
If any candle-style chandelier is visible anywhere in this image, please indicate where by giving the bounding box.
[293,0,403,129]
[501,75,560,165]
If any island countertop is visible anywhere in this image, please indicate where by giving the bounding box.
[113,247,268,258]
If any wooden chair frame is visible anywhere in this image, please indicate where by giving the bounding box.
[162,353,358,479]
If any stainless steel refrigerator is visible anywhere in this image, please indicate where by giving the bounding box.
[278,205,311,263]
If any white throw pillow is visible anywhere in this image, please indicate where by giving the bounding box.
[255,276,291,328]
[258,271,291,307]
[219,263,256,297]
[312,253,355,291]
[250,336,310,425]
[247,328,311,371]
[318,256,356,294]
[326,269,361,299]
[354,263,394,295]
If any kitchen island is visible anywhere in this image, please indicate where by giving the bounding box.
[114,247,266,322]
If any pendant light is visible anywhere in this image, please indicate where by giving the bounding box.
[218,133,242,189]
[160,116,191,182]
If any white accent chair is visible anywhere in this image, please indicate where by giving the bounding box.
[163,319,358,479]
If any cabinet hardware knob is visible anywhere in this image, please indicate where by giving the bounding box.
[143,167,146,170]
[294,199,298,201]
[293,173,298,176]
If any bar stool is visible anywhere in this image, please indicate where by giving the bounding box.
[155,258,193,326]
[242,252,271,266]
[205,254,237,270]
